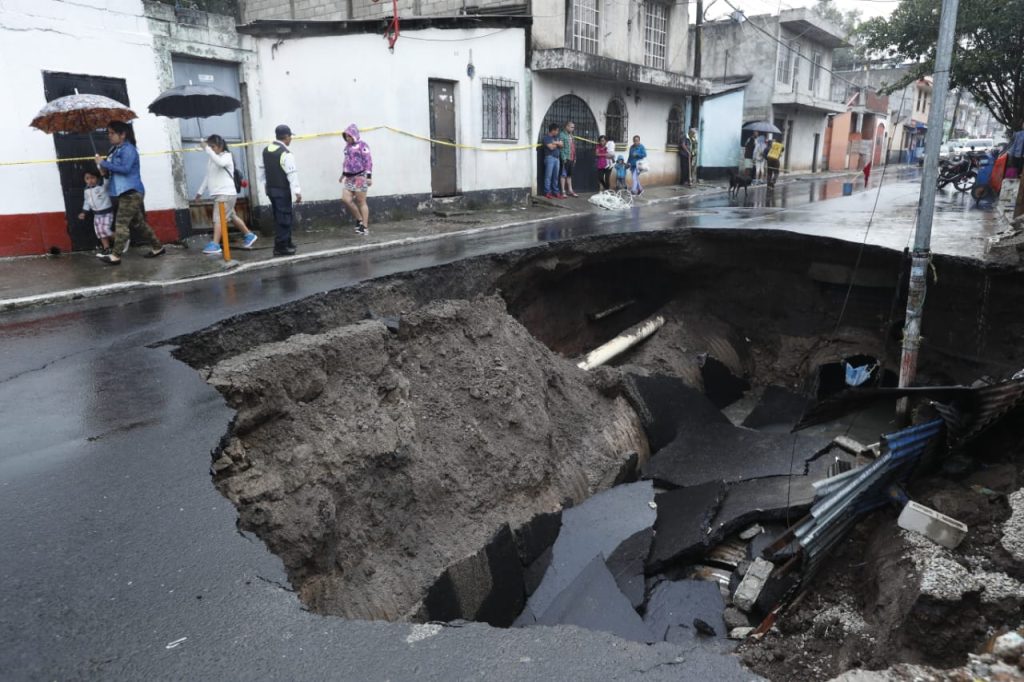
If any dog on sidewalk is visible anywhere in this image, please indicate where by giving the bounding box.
[728,170,753,198]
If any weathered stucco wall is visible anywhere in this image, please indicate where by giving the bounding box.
[249,27,531,204]
[0,0,183,253]
[531,73,687,187]
[144,1,258,211]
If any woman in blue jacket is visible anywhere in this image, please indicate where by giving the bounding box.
[627,135,647,196]
[95,121,165,265]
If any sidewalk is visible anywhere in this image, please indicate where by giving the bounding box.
[0,171,857,311]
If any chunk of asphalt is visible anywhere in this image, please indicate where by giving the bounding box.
[700,355,751,409]
[605,527,653,609]
[523,545,554,598]
[518,480,656,621]
[647,481,727,572]
[642,389,834,489]
[708,475,818,542]
[533,554,655,644]
[643,579,728,644]
[742,385,811,429]
[419,523,525,627]
[513,509,563,568]
[624,374,731,452]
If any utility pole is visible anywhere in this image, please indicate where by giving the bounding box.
[693,0,703,175]
[896,0,960,424]
[947,88,962,141]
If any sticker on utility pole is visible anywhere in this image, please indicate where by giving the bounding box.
[197,74,214,82]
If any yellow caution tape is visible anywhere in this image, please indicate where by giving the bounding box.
[2,126,682,167]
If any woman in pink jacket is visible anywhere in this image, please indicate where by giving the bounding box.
[339,124,373,235]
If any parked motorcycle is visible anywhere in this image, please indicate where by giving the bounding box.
[936,154,978,192]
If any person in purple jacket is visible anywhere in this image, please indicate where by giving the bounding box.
[338,124,373,235]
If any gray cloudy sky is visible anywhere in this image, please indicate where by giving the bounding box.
[703,0,899,22]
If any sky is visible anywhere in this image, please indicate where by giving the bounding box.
[702,0,899,22]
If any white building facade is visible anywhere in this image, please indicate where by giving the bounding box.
[0,0,531,256]
[696,8,847,172]
[240,0,709,192]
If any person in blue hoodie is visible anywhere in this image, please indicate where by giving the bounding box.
[95,121,165,265]
[627,135,647,195]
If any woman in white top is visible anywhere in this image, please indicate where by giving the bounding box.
[195,134,258,255]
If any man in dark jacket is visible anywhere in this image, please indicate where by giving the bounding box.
[260,124,303,256]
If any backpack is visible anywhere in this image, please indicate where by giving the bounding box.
[221,153,245,193]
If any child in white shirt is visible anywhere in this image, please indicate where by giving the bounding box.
[78,168,114,255]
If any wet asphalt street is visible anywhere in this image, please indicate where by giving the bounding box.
[0,169,1000,680]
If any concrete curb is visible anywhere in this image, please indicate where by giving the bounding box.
[0,213,579,313]
[0,170,866,313]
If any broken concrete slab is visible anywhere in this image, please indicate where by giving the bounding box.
[647,481,727,572]
[418,523,525,627]
[520,480,657,620]
[605,527,653,609]
[708,476,817,545]
[644,579,728,642]
[533,555,655,644]
[523,545,553,598]
[733,558,774,612]
[513,509,563,569]
[624,374,731,452]
[898,501,968,550]
[700,355,751,409]
[639,383,833,489]
[723,606,751,630]
[742,385,811,430]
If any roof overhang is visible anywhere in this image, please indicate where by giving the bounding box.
[779,8,848,49]
[531,49,710,96]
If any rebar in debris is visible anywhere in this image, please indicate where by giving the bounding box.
[587,299,636,322]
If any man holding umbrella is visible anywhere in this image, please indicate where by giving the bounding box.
[260,125,302,257]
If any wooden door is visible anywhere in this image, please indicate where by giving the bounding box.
[428,80,457,197]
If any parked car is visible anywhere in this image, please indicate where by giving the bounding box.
[918,142,959,166]
[954,138,996,155]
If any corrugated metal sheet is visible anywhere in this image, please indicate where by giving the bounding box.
[934,379,1024,446]
[793,419,944,577]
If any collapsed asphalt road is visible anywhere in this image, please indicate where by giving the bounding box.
[1,172,1016,680]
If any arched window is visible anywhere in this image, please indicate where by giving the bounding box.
[605,97,628,147]
[666,104,683,147]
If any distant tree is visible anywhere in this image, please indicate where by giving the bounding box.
[813,0,861,69]
[859,0,1024,132]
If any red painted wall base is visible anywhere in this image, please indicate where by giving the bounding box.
[0,210,178,257]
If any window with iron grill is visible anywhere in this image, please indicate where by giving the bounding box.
[666,104,683,146]
[809,51,823,94]
[643,2,668,69]
[777,40,795,84]
[570,0,600,55]
[605,97,628,146]
[791,43,802,87]
[482,78,519,141]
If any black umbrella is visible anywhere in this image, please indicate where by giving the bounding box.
[148,82,241,138]
[148,83,240,119]
[743,121,783,135]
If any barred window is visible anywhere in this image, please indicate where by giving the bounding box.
[777,40,795,84]
[482,78,519,141]
[605,97,627,146]
[570,0,600,55]
[791,43,802,86]
[643,2,668,69]
[666,104,683,146]
[809,51,823,94]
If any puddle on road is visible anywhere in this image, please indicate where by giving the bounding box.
[169,229,1024,678]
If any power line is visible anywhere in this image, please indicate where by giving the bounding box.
[722,0,864,89]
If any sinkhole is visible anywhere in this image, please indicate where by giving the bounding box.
[169,229,1024,675]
